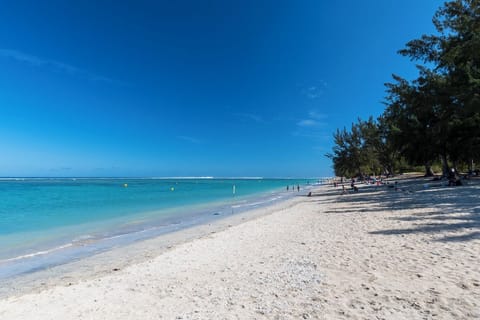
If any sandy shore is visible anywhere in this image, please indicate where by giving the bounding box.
[0,179,479,319]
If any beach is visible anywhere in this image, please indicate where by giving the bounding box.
[0,178,479,319]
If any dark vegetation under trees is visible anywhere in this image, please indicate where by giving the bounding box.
[327,0,480,178]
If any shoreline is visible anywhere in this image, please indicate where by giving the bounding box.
[0,180,316,282]
[0,186,315,299]
[1,178,479,319]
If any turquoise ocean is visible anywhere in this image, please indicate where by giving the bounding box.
[0,178,318,279]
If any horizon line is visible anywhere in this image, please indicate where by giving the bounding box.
[0,176,330,180]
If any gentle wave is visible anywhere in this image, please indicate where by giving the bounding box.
[231,195,283,209]
[0,243,74,264]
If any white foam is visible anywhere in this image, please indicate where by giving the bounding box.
[0,243,73,264]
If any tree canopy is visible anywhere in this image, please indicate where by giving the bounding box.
[328,0,480,178]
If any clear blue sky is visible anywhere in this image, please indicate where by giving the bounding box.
[0,1,440,177]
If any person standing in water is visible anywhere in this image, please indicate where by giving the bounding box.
[286,185,289,191]
[297,185,300,192]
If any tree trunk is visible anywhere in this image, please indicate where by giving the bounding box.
[385,164,393,177]
[389,159,396,177]
[424,164,435,177]
[440,154,449,177]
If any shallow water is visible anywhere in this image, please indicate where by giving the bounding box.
[0,178,318,278]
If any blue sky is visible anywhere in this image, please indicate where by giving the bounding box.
[0,1,440,177]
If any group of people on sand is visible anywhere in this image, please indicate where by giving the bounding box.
[332,169,467,194]
[333,175,386,194]
[332,179,354,194]
[286,185,300,192]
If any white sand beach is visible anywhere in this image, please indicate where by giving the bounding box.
[0,178,479,319]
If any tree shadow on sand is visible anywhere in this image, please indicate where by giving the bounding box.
[318,178,480,242]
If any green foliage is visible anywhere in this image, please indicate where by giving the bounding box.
[326,124,364,177]
[326,118,399,177]
[328,0,480,176]
[398,0,480,171]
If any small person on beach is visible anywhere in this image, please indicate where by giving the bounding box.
[448,168,462,186]
[286,185,289,191]
[350,178,359,192]
[297,185,300,192]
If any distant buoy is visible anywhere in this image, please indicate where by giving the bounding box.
[124,183,128,188]
[171,187,174,191]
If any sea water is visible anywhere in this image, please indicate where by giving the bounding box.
[0,178,318,279]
